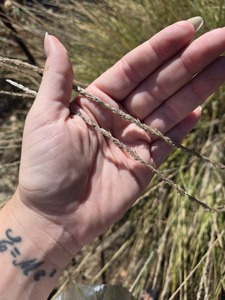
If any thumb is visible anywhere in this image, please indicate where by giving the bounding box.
[33,33,73,118]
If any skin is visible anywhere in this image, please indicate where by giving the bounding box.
[1,20,225,299]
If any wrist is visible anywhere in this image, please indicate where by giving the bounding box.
[1,190,75,269]
[0,191,76,299]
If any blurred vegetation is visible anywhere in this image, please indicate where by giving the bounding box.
[0,0,224,299]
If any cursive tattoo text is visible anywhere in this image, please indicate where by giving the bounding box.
[0,228,57,282]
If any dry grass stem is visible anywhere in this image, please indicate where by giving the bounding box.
[129,250,155,294]
[0,161,20,169]
[90,239,132,284]
[0,90,34,98]
[2,54,224,174]
[196,228,215,300]
[76,86,225,172]
[0,56,43,74]
[1,54,224,173]
[77,111,217,211]
[168,229,225,300]
[6,79,38,96]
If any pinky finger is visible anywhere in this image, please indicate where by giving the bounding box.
[150,107,202,168]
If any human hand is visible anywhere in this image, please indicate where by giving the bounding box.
[16,19,225,252]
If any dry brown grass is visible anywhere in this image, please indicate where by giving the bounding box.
[0,1,224,299]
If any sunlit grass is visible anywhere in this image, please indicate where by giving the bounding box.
[0,1,224,299]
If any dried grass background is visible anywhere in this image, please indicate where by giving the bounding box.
[0,1,225,299]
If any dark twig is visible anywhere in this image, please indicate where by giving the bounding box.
[0,6,37,65]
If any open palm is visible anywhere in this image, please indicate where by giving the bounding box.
[18,20,225,250]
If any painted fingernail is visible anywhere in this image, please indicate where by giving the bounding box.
[187,16,204,32]
[44,32,49,58]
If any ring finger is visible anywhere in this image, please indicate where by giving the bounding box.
[123,28,225,121]
[144,56,225,137]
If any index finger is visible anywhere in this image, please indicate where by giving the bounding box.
[89,20,196,101]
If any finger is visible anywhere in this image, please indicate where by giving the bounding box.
[33,34,73,119]
[123,28,225,120]
[144,56,225,135]
[89,20,196,101]
[151,107,201,168]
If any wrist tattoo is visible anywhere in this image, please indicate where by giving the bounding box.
[0,228,57,282]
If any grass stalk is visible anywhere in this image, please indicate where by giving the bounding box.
[77,111,217,211]
[168,229,224,300]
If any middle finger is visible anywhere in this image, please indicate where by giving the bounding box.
[123,28,225,120]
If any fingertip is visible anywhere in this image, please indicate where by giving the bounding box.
[187,16,204,33]
[151,109,202,168]
[44,34,69,61]
[33,34,73,114]
[44,32,49,57]
[42,33,73,88]
[42,33,73,81]
[191,106,202,122]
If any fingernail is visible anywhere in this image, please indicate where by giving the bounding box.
[44,32,49,57]
[187,16,204,32]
